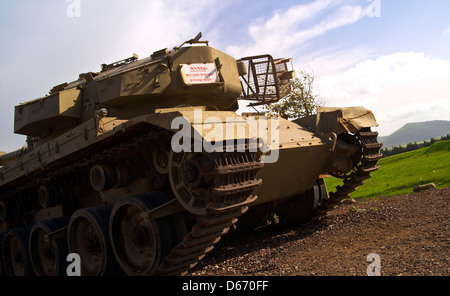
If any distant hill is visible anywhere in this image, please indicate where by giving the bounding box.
[379,120,450,148]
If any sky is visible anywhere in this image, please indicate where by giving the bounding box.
[0,0,449,152]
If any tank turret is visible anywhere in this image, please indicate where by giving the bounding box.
[14,33,245,142]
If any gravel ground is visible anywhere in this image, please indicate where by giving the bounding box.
[188,187,449,276]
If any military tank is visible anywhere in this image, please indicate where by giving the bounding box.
[0,33,382,276]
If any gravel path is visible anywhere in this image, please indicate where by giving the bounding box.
[188,187,449,276]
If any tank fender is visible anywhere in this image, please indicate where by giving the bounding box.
[294,106,378,135]
[125,107,257,145]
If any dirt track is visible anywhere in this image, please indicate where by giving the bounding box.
[188,187,449,276]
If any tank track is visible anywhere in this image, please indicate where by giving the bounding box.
[1,127,380,276]
[317,128,383,212]
[0,127,263,276]
[0,128,172,211]
[157,148,263,275]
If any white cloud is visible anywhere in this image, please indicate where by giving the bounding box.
[226,0,365,58]
[443,26,450,36]
[295,46,377,79]
[379,99,449,128]
[0,0,230,152]
[88,0,229,62]
[315,52,450,136]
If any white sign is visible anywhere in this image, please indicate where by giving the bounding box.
[180,63,219,85]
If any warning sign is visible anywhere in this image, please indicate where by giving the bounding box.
[180,63,219,85]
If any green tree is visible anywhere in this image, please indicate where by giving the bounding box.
[265,70,323,119]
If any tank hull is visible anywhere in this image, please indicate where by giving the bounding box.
[0,36,382,275]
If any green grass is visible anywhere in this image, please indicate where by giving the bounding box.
[325,140,450,199]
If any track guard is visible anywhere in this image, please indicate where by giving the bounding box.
[294,106,378,135]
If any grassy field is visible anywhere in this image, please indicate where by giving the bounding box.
[325,140,450,199]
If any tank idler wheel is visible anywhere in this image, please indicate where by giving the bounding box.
[2,225,35,276]
[168,150,214,215]
[29,217,69,276]
[329,132,363,179]
[109,192,186,276]
[67,205,117,276]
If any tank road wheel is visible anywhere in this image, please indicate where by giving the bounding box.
[67,205,117,276]
[316,178,328,207]
[2,226,35,276]
[29,217,69,276]
[168,150,214,215]
[275,182,320,223]
[109,192,186,276]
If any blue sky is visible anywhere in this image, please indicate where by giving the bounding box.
[0,0,449,152]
